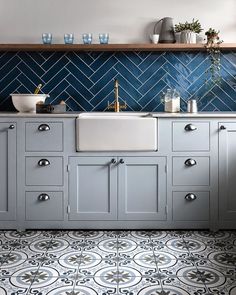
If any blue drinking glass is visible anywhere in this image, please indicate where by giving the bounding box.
[42,33,52,44]
[99,33,109,44]
[64,33,74,44]
[82,33,92,44]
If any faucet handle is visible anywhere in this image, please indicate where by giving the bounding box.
[120,101,127,110]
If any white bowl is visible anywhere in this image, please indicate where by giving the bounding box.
[11,94,49,112]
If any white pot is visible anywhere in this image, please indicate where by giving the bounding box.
[180,30,197,44]
[11,94,49,112]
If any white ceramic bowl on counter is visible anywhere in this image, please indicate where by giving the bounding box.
[11,94,49,112]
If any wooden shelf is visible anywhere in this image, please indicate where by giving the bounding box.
[0,43,235,52]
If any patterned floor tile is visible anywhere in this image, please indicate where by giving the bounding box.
[161,278,208,295]
[0,230,235,295]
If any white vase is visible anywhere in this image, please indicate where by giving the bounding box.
[180,30,197,44]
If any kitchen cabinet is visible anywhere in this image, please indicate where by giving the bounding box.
[118,157,166,220]
[68,157,117,220]
[0,113,235,230]
[219,122,236,222]
[68,156,166,221]
[0,121,16,221]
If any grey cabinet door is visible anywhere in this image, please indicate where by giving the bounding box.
[68,157,117,220]
[219,123,236,221]
[118,157,166,220]
[0,122,16,220]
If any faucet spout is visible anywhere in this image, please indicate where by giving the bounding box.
[107,79,127,112]
[114,79,120,112]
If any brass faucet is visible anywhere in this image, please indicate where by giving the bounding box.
[107,79,127,112]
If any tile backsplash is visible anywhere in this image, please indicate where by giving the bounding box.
[0,51,235,112]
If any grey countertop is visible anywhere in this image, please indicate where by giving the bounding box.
[1,111,236,118]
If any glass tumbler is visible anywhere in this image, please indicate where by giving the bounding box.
[42,33,52,44]
[82,33,92,44]
[64,33,74,44]
[99,33,109,44]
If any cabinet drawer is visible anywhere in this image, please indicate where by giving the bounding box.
[172,122,210,151]
[173,191,209,221]
[25,191,64,221]
[25,157,63,186]
[173,157,210,186]
[25,122,63,151]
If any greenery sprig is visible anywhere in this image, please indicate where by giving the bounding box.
[174,19,203,33]
[204,28,223,86]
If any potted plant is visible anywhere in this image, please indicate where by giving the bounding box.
[205,28,223,86]
[175,19,203,44]
[205,28,221,45]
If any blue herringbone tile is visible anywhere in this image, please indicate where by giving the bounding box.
[0,55,21,80]
[89,52,115,71]
[163,62,191,89]
[138,52,163,71]
[43,68,70,93]
[90,55,118,82]
[114,62,142,89]
[0,79,21,101]
[121,52,143,66]
[116,52,143,76]
[66,74,93,101]
[138,68,166,95]
[41,56,70,82]
[139,55,166,82]
[116,74,142,101]
[66,62,93,89]
[0,68,21,90]
[90,81,114,106]
[139,80,167,107]
[40,52,65,70]
[17,52,45,76]
[0,50,235,112]
[165,52,192,76]
[64,52,94,77]
[187,52,208,71]
[90,68,117,95]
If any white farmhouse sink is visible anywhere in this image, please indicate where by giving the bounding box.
[76,112,157,151]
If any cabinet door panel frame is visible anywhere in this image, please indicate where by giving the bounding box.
[118,157,167,220]
[0,122,16,220]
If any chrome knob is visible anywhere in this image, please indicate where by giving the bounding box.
[38,159,50,166]
[119,159,125,164]
[220,125,226,130]
[185,159,197,166]
[9,125,15,129]
[185,124,197,131]
[38,193,50,201]
[111,158,117,164]
[38,124,50,131]
[185,193,197,201]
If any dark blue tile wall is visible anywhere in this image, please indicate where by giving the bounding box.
[0,51,235,112]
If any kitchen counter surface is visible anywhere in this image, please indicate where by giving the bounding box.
[1,111,236,118]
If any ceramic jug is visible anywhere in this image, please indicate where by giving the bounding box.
[154,17,176,43]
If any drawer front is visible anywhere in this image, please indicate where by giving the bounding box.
[173,157,210,186]
[26,157,63,186]
[25,191,64,221]
[25,122,63,151]
[172,122,210,151]
[173,191,209,221]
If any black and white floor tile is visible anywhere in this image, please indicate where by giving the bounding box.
[0,230,235,294]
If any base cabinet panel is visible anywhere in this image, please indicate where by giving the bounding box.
[0,122,16,221]
[219,123,236,221]
[25,191,64,221]
[68,157,117,220]
[118,157,167,220]
[173,191,210,221]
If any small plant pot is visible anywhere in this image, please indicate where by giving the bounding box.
[180,30,197,44]
[206,34,219,45]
